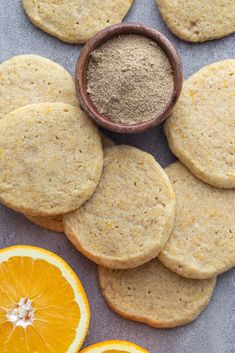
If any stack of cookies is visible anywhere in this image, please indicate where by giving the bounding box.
[0,54,104,231]
[97,59,235,328]
[0,54,114,233]
[0,55,234,329]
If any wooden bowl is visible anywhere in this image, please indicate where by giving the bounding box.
[75,23,183,134]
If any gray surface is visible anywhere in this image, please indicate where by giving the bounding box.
[0,1,234,352]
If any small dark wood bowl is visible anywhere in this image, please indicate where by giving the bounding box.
[75,23,183,134]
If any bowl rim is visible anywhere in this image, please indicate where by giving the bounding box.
[75,22,183,134]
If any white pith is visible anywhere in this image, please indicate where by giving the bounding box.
[7,297,34,328]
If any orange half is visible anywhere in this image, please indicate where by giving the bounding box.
[0,245,90,353]
[80,340,150,353]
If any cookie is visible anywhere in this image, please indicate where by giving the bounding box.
[25,214,64,233]
[156,0,235,42]
[24,132,113,232]
[23,0,134,44]
[0,103,103,216]
[0,55,77,120]
[164,60,235,188]
[99,259,216,328]
[63,145,175,269]
[158,161,235,279]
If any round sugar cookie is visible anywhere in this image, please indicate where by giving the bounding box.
[156,0,235,42]
[23,132,114,228]
[23,132,113,227]
[22,0,134,44]
[98,259,216,328]
[0,103,103,216]
[164,60,235,188]
[158,161,235,279]
[0,55,77,120]
[25,214,64,233]
[63,145,175,269]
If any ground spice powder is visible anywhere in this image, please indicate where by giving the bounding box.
[87,34,174,125]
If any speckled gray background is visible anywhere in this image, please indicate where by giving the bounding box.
[0,1,234,352]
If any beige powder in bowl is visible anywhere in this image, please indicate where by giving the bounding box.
[87,34,174,125]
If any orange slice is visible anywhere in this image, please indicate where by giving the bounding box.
[80,341,150,353]
[0,245,90,353]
